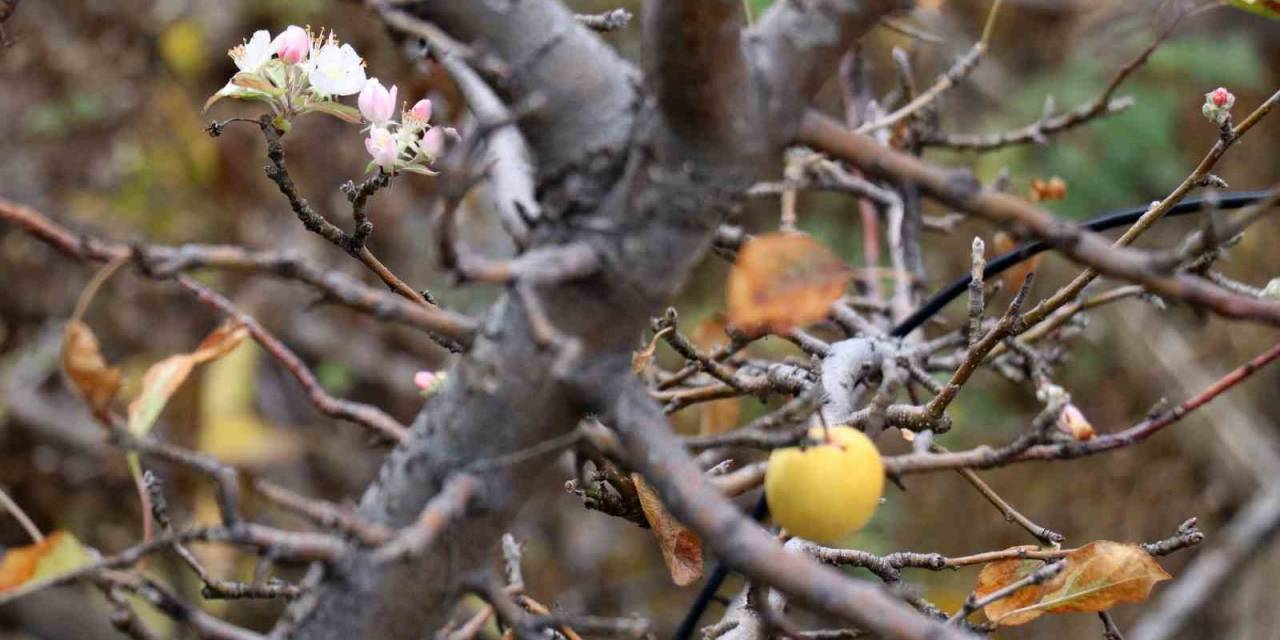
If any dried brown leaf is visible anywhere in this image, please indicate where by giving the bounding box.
[632,327,671,375]
[975,551,1048,626]
[979,542,1171,627]
[726,232,851,336]
[61,321,122,421]
[632,474,703,586]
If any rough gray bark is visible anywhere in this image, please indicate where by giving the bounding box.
[275,2,950,639]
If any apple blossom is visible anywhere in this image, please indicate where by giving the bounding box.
[358,78,397,126]
[229,30,273,73]
[308,41,367,97]
[420,126,446,160]
[403,99,432,129]
[272,25,310,65]
[365,126,400,170]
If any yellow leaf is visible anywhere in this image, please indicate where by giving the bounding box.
[632,474,703,586]
[726,232,851,336]
[61,321,121,421]
[197,341,300,466]
[127,321,248,436]
[0,531,98,604]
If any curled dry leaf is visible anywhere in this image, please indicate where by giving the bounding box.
[974,552,1046,626]
[632,327,671,375]
[0,531,98,604]
[127,320,249,437]
[632,474,703,586]
[977,541,1172,627]
[61,321,122,421]
[726,232,851,336]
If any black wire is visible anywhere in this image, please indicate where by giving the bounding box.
[671,189,1276,640]
[891,190,1276,337]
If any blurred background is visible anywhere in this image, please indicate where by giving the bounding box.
[1,0,1278,638]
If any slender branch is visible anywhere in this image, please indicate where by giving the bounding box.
[575,9,633,32]
[0,198,476,348]
[175,275,411,443]
[887,340,1280,474]
[798,109,1280,327]
[922,12,1184,151]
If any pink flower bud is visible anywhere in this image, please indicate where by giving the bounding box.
[272,26,310,65]
[408,99,432,123]
[1209,87,1233,109]
[358,79,398,127]
[414,370,447,394]
[420,126,446,159]
[365,126,399,170]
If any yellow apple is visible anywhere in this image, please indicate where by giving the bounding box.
[765,426,884,545]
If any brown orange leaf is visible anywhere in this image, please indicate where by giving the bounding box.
[975,550,1050,626]
[632,474,703,586]
[980,542,1171,627]
[61,321,122,421]
[726,232,851,336]
[0,531,98,604]
[1037,542,1170,614]
[992,231,1041,294]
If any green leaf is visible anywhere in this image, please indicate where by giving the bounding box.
[1228,0,1280,18]
[304,101,364,124]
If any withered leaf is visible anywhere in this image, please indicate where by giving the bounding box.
[128,320,248,437]
[975,550,1049,626]
[632,474,703,586]
[979,542,1171,627]
[61,321,122,421]
[726,232,851,336]
[0,531,98,604]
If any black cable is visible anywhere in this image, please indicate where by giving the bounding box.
[671,189,1277,639]
[891,189,1276,337]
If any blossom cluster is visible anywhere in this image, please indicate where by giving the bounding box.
[206,26,449,175]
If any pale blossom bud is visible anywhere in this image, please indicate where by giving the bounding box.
[414,370,447,395]
[420,126,446,159]
[358,78,397,126]
[1057,404,1095,441]
[1202,87,1235,125]
[365,126,399,170]
[272,26,310,65]
[408,99,432,123]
